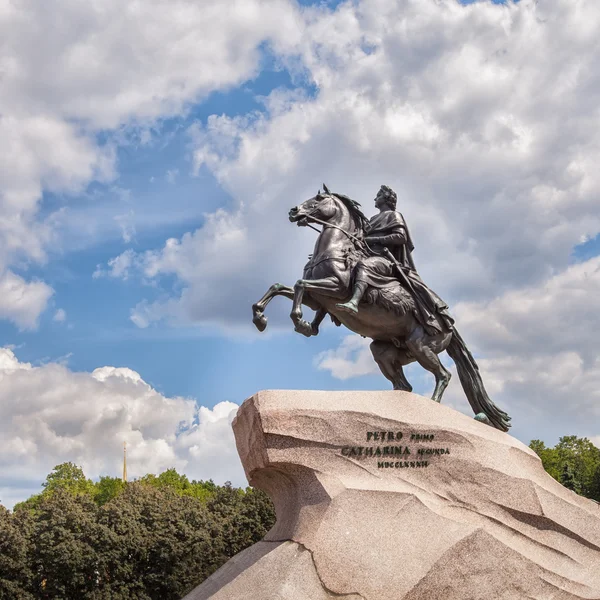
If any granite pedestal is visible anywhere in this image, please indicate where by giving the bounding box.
[184,390,600,600]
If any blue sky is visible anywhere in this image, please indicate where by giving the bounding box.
[0,0,523,403]
[2,50,358,401]
[4,0,508,397]
[1,0,599,508]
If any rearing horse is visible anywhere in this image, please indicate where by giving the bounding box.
[252,188,511,431]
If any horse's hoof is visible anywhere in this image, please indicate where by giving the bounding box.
[253,313,267,332]
[294,320,313,337]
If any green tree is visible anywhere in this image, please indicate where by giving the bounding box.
[13,493,43,513]
[138,469,215,502]
[94,476,126,506]
[30,489,116,599]
[3,464,277,599]
[204,482,275,564]
[234,487,277,550]
[530,436,600,501]
[0,507,35,599]
[14,462,97,514]
[43,462,96,496]
[99,483,217,599]
[529,440,560,479]
[560,462,579,493]
[590,466,600,501]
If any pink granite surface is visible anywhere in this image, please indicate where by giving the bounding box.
[183,390,600,600]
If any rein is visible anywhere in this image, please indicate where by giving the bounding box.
[300,199,364,244]
[299,195,373,255]
[306,214,363,243]
[307,214,375,256]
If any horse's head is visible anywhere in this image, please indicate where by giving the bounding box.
[289,184,368,235]
[288,186,338,227]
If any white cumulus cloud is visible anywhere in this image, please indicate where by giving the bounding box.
[0,348,244,508]
[104,0,600,330]
[84,0,600,447]
[0,270,54,330]
[0,0,303,326]
[315,336,378,380]
[52,308,67,323]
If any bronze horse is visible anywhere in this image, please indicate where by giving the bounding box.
[252,188,511,431]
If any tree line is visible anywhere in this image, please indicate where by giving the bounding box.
[529,435,600,501]
[1,435,599,599]
[0,464,275,599]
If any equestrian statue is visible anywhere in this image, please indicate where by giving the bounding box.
[252,184,511,431]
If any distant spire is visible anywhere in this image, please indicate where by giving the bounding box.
[123,441,128,483]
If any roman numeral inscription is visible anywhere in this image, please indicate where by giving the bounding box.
[339,431,451,469]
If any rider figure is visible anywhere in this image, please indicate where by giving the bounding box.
[336,185,454,334]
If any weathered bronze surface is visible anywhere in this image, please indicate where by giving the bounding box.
[252,184,511,431]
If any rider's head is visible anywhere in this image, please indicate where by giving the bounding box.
[376,185,397,210]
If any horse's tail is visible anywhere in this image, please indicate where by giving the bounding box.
[446,328,511,432]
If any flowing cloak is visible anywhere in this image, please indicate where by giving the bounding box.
[356,211,454,333]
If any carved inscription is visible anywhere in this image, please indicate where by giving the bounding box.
[339,430,451,469]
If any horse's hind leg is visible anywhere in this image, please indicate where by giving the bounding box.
[405,328,451,403]
[370,340,413,392]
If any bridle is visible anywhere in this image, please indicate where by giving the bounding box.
[298,195,377,269]
[298,195,364,245]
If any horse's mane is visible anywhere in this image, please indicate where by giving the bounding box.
[330,191,369,233]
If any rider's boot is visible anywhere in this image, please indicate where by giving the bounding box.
[336,282,367,314]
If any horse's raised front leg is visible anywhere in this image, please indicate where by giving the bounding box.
[302,307,327,338]
[252,283,295,332]
[291,277,342,336]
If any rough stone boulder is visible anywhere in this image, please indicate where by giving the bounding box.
[183,390,600,600]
